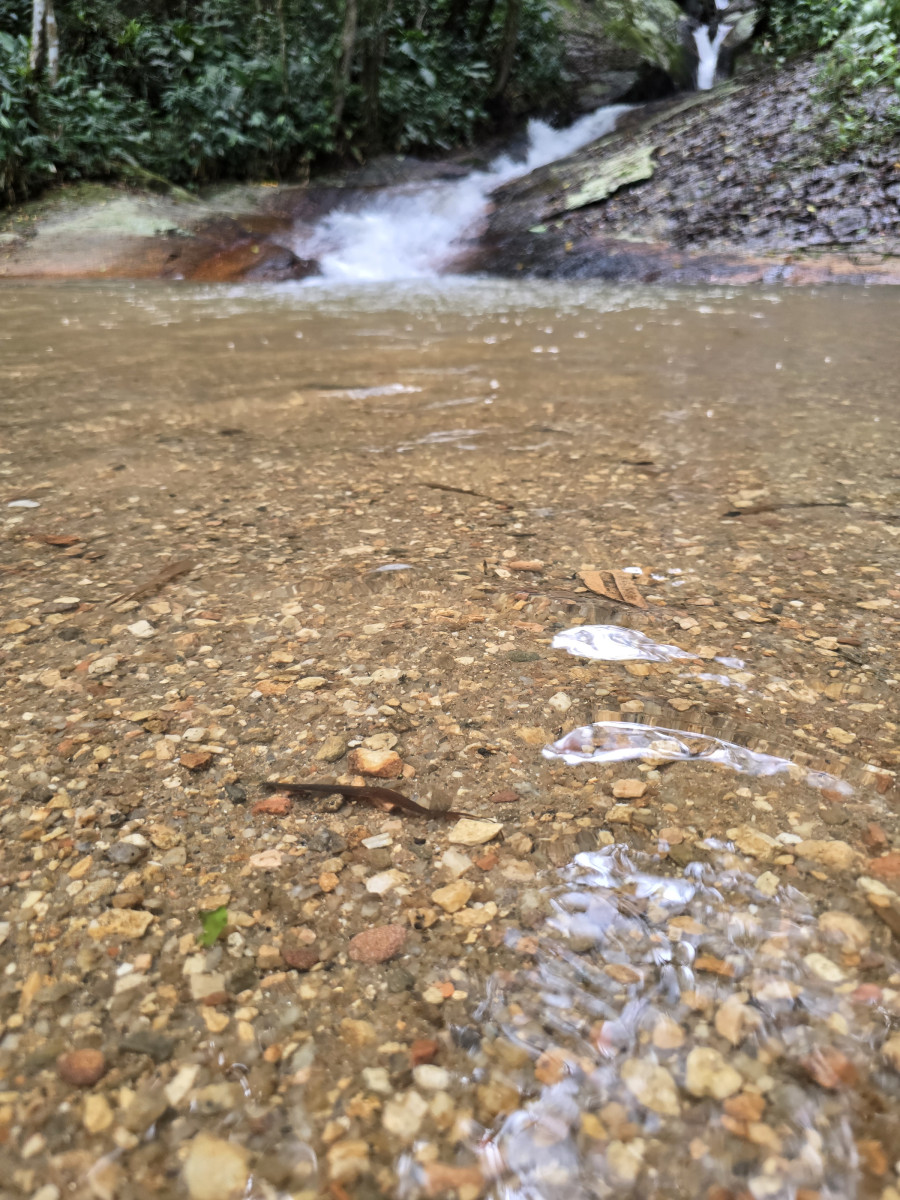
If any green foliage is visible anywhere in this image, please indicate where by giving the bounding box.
[591,0,689,84]
[760,0,900,153]
[759,0,857,60]
[0,0,564,204]
[197,905,228,948]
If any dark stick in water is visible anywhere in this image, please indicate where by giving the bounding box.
[260,780,475,820]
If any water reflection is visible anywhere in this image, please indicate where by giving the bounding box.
[404,844,896,1200]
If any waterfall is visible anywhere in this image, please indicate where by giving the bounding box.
[292,105,630,284]
[693,0,733,90]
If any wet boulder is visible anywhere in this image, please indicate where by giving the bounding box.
[597,0,693,89]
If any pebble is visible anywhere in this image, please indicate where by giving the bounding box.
[327,1139,370,1183]
[348,924,407,964]
[866,852,900,881]
[348,747,403,777]
[87,909,154,941]
[448,818,502,846]
[106,840,146,866]
[431,880,474,913]
[440,849,473,877]
[183,1133,251,1200]
[83,1093,114,1133]
[413,1063,451,1090]
[251,794,291,815]
[651,1016,685,1050]
[754,871,780,897]
[817,910,870,951]
[715,996,761,1046]
[382,1090,428,1140]
[607,1138,646,1183]
[190,972,226,1002]
[621,1059,680,1115]
[87,655,119,676]
[127,620,155,638]
[882,1034,900,1071]
[316,733,349,763]
[612,779,647,800]
[120,1030,174,1062]
[490,789,521,805]
[180,750,213,771]
[410,1038,440,1065]
[732,826,777,861]
[362,1066,392,1093]
[57,1049,107,1087]
[803,952,847,983]
[685,1047,743,1099]
[795,839,861,871]
[366,869,407,895]
[282,942,319,971]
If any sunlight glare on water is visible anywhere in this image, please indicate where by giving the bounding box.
[401,845,897,1200]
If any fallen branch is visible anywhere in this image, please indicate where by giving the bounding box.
[107,559,196,607]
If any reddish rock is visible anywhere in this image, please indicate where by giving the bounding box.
[852,984,883,1005]
[347,748,403,778]
[490,789,521,805]
[866,853,900,881]
[801,1047,859,1090]
[410,1038,440,1066]
[864,823,890,852]
[507,560,544,572]
[348,924,407,964]
[282,944,319,971]
[252,794,292,816]
[57,1049,107,1087]
[180,750,213,772]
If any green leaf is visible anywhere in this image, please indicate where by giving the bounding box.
[197,905,228,947]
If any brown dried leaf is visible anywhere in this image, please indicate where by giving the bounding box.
[580,570,620,602]
[579,569,647,609]
[260,780,474,821]
[611,570,648,609]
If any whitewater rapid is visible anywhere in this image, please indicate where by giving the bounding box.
[292,104,630,284]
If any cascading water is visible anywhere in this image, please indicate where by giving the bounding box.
[693,0,733,90]
[292,104,629,283]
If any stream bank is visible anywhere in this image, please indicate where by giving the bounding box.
[473,60,900,284]
[2,59,899,286]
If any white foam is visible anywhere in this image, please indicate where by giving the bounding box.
[694,0,733,90]
[295,106,629,283]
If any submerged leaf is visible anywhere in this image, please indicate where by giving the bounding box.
[197,905,228,948]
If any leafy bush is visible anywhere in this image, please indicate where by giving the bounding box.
[759,0,900,152]
[0,0,564,204]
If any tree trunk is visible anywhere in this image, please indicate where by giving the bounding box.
[492,0,521,98]
[359,0,389,151]
[275,0,288,94]
[29,0,47,75]
[45,0,59,86]
[333,0,358,128]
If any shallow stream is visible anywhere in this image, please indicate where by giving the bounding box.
[1,279,899,1199]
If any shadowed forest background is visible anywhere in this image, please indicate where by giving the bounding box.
[2,0,900,204]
